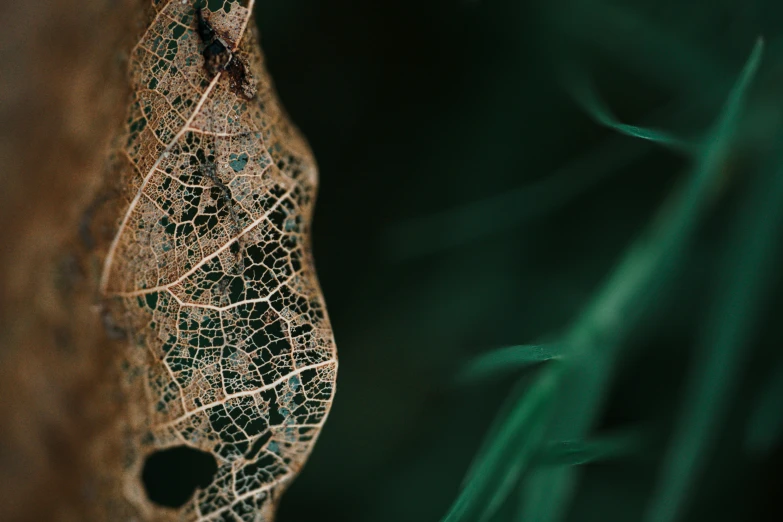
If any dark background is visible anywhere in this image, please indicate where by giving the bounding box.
[250,1,783,521]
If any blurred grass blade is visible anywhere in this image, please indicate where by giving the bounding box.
[562,0,732,96]
[706,38,764,148]
[456,343,562,385]
[384,134,651,260]
[516,38,764,522]
[384,79,729,261]
[441,366,560,522]
[745,355,783,454]
[643,39,775,522]
[535,429,643,467]
[568,72,693,152]
[462,377,532,485]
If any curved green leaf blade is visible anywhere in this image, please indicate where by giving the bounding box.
[455,343,562,385]
[441,366,560,522]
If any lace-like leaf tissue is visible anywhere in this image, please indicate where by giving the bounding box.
[101,1,337,519]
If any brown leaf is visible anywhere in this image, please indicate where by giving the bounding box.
[99,0,337,519]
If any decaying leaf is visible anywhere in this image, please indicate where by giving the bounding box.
[98,0,338,519]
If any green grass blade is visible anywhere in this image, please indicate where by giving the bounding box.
[643,67,783,522]
[441,366,560,522]
[383,77,731,261]
[745,355,783,455]
[706,39,765,147]
[462,377,535,486]
[455,343,562,385]
[516,38,764,522]
[561,0,733,96]
[383,133,652,260]
[568,71,693,152]
[535,429,644,467]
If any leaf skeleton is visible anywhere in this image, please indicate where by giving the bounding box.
[98,2,338,519]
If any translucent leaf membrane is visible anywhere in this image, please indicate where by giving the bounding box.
[101,1,337,520]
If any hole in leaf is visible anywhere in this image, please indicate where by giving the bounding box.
[141,445,218,508]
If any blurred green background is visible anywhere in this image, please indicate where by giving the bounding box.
[254,0,783,520]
